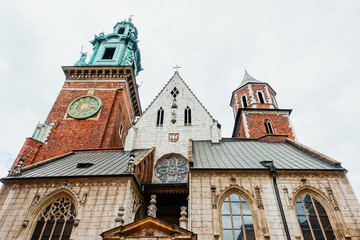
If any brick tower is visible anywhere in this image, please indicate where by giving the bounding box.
[13,20,142,168]
[230,71,296,140]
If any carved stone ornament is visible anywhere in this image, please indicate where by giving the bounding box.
[22,219,29,228]
[115,206,125,226]
[283,187,293,210]
[255,186,264,209]
[326,187,339,211]
[147,195,157,218]
[211,185,217,209]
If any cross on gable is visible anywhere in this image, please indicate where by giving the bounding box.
[173,65,181,72]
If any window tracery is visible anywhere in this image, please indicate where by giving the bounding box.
[221,193,255,240]
[31,196,76,240]
[155,155,188,183]
[295,194,335,240]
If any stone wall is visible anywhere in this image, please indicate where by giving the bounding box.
[189,170,360,240]
[125,73,221,183]
[0,177,144,240]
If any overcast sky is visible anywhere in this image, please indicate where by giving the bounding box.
[0,0,359,199]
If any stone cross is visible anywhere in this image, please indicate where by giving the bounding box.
[173,65,181,72]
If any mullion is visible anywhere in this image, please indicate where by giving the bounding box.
[301,196,316,240]
[311,197,327,240]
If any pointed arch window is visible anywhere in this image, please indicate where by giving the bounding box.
[184,106,191,125]
[221,193,255,240]
[31,196,76,240]
[257,91,265,104]
[242,95,248,108]
[264,120,273,134]
[156,107,164,126]
[295,194,335,240]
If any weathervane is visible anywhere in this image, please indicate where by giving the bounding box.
[173,65,181,72]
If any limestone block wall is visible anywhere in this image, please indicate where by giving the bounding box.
[189,170,360,240]
[125,74,221,183]
[0,177,144,240]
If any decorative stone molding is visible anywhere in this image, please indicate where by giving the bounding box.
[254,186,264,209]
[147,195,157,218]
[211,185,217,209]
[283,187,293,210]
[31,194,41,208]
[80,193,88,205]
[326,187,339,211]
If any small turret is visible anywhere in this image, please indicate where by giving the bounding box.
[230,71,296,141]
[230,71,278,119]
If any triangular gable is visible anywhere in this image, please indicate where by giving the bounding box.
[101,217,197,239]
[136,71,217,123]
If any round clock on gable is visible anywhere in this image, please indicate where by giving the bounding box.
[67,95,102,119]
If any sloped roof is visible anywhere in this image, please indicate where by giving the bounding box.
[191,139,344,171]
[239,71,264,88]
[3,149,149,179]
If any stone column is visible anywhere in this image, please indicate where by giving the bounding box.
[179,206,188,229]
[147,195,157,218]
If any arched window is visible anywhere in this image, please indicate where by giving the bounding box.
[242,95,248,108]
[295,194,335,240]
[257,91,265,104]
[221,193,255,240]
[264,120,273,134]
[184,106,191,125]
[31,196,76,240]
[156,107,164,126]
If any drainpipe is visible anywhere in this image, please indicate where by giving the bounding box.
[261,161,291,240]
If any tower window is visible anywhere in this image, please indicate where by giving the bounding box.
[242,95,248,108]
[184,106,191,126]
[118,27,125,34]
[102,48,116,59]
[157,107,164,126]
[258,92,265,104]
[264,120,273,134]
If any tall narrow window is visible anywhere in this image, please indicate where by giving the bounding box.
[242,96,248,108]
[295,194,335,240]
[156,107,164,126]
[221,194,255,240]
[184,106,191,125]
[257,92,265,104]
[31,196,76,240]
[264,120,273,134]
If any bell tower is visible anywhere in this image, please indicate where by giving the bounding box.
[230,71,296,140]
[12,20,142,168]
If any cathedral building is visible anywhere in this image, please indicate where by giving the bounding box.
[0,20,359,240]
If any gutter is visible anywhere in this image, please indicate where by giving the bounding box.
[261,161,291,240]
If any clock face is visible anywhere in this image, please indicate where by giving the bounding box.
[67,95,102,119]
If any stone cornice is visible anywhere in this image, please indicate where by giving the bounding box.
[62,66,141,116]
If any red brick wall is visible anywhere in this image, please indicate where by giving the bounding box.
[15,77,135,167]
[236,111,295,140]
[12,138,43,168]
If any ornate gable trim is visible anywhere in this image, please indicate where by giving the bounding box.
[101,217,196,239]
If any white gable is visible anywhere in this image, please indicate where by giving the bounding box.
[125,72,221,182]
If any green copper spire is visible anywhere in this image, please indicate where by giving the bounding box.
[75,20,143,76]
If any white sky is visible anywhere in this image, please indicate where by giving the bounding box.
[0,0,359,199]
